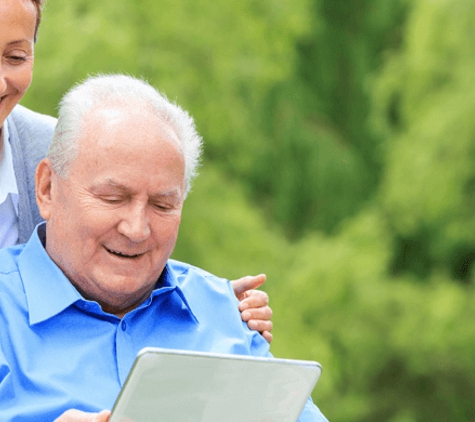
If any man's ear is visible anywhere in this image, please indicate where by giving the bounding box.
[36,159,55,221]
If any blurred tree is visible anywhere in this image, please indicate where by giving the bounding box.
[248,0,408,237]
[373,0,475,283]
[172,165,292,284]
[270,209,475,422]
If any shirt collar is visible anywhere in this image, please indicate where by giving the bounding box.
[19,223,84,325]
[157,264,199,323]
[0,121,19,212]
[18,223,198,325]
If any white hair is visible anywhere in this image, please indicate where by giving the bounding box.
[47,74,203,197]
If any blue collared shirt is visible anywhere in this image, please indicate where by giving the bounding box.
[0,224,328,421]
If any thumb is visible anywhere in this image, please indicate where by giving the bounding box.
[230,274,266,300]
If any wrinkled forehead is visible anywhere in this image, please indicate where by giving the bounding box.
[81,104,183,154]
[64,106,186,191]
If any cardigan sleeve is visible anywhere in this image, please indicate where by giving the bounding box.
[8,105,57,243]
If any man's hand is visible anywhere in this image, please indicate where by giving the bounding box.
[231,274,273,343]
[54,409,111,422]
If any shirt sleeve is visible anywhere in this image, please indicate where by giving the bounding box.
[298,396,329,422]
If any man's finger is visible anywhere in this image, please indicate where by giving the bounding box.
[230,274,266,300]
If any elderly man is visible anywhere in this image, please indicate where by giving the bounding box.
[0,75,328,421]
[0,0,271,340]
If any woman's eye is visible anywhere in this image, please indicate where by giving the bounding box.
[6,55,27,64]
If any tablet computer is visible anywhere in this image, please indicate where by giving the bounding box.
[109,347,322,422]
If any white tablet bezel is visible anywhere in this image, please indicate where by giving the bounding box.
[110,347,322,422]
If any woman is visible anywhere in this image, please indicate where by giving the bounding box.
[1,0,53,248]
[0,0,273,405]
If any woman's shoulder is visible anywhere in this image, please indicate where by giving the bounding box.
[9,104,57,132]
[8,105,56,154]
[7,107,56,242]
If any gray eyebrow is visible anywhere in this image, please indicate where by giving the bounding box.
[95,178,183,200]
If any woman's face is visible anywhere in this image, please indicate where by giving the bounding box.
[0,0,37,128]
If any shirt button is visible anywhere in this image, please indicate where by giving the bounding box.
[121,321,127,331]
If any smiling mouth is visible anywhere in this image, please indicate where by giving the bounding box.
[105,247,143,259]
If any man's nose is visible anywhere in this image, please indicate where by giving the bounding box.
[117,204,151,243]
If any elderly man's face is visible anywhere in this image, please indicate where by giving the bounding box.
[37,107,186,316]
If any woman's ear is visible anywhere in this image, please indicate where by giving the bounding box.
[36,159,54,221]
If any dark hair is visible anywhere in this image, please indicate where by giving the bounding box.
[30,0,44,41]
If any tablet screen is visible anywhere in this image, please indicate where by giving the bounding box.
[110,347,322,422]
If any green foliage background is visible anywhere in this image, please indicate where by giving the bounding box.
[22,0,475,420]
